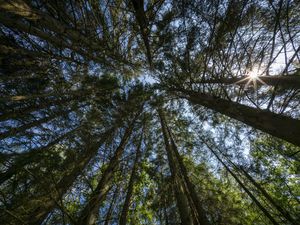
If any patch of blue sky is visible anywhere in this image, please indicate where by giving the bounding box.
[0,119,21,132]
[138,71,157,85]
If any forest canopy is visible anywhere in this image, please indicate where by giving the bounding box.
[0,0,299,224]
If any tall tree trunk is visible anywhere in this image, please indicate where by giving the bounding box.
[0,125,81,184]
[201,137,280,225]
[167,127,210,225]
[158,109,194,225]
[0,107,75,140]
[199,75,300,89]
[76,116,138,225]
[238,166,299,225]
[130,0,152,66]
[119,135,142,225]
[19,128,114,225]
[0,96,76,122]
[104,188,118,225]
[178,89,300,147]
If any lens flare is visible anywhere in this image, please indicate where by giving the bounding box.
[248,70,259,79]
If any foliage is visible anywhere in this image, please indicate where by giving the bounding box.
[0,0,299,224]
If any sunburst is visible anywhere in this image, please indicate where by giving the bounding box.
[235,67,266,90]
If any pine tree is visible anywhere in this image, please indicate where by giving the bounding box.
[1,0,299,224]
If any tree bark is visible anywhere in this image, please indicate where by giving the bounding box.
[76,115,139,225]
[0,126,81,184]
[167,128,210,225]
[199,75,300,89]
[19,128,114,225]
[158,109,194,225]
[201,138,280,225]
[119,135,142,225]
[178,89,300,147]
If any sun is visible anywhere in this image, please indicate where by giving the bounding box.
[235,66,266,90]
[248,69,259,79]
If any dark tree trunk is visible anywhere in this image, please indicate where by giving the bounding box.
[158,109,194,225]
[199,75,300,89]
[167,128,210,225]
[202,138,280,225]
[119,135,142,225]
[22,128,114,225]
[76,116,138,225]
[178,90,300,147]
[130,0,152,66]
[0,125,81,184]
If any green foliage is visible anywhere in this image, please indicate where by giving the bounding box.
[1,0,299,224]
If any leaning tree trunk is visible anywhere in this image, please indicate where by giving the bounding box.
[0,125,81,185]
[0,107,76,140]
[238,166,299,225]
[76,114,139,225]
[201,137,280,225]
[119,135,142,225]
[158,109,194,225]
[198,74,300,89]
[167,127,210,225]
[207,137,298,224]
[177,89,300,147]
[19,128,114,225]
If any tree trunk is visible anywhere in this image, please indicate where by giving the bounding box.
[199,75,300,89]
[130,0,152,66]
[201,137,280,225]
[76,117,138,225]
[238,166,299,225]
[0,108,74,140]
[20,128,114,225]
[179,89,300,147]
[0,125,81,184]
[167,127,210,225]
[158,109,194,225]
[119,135,142,225]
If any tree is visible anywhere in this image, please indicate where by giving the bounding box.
[1,0,299,224]
[119,133,143,225]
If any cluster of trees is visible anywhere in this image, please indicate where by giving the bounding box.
[0,0,299,224]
